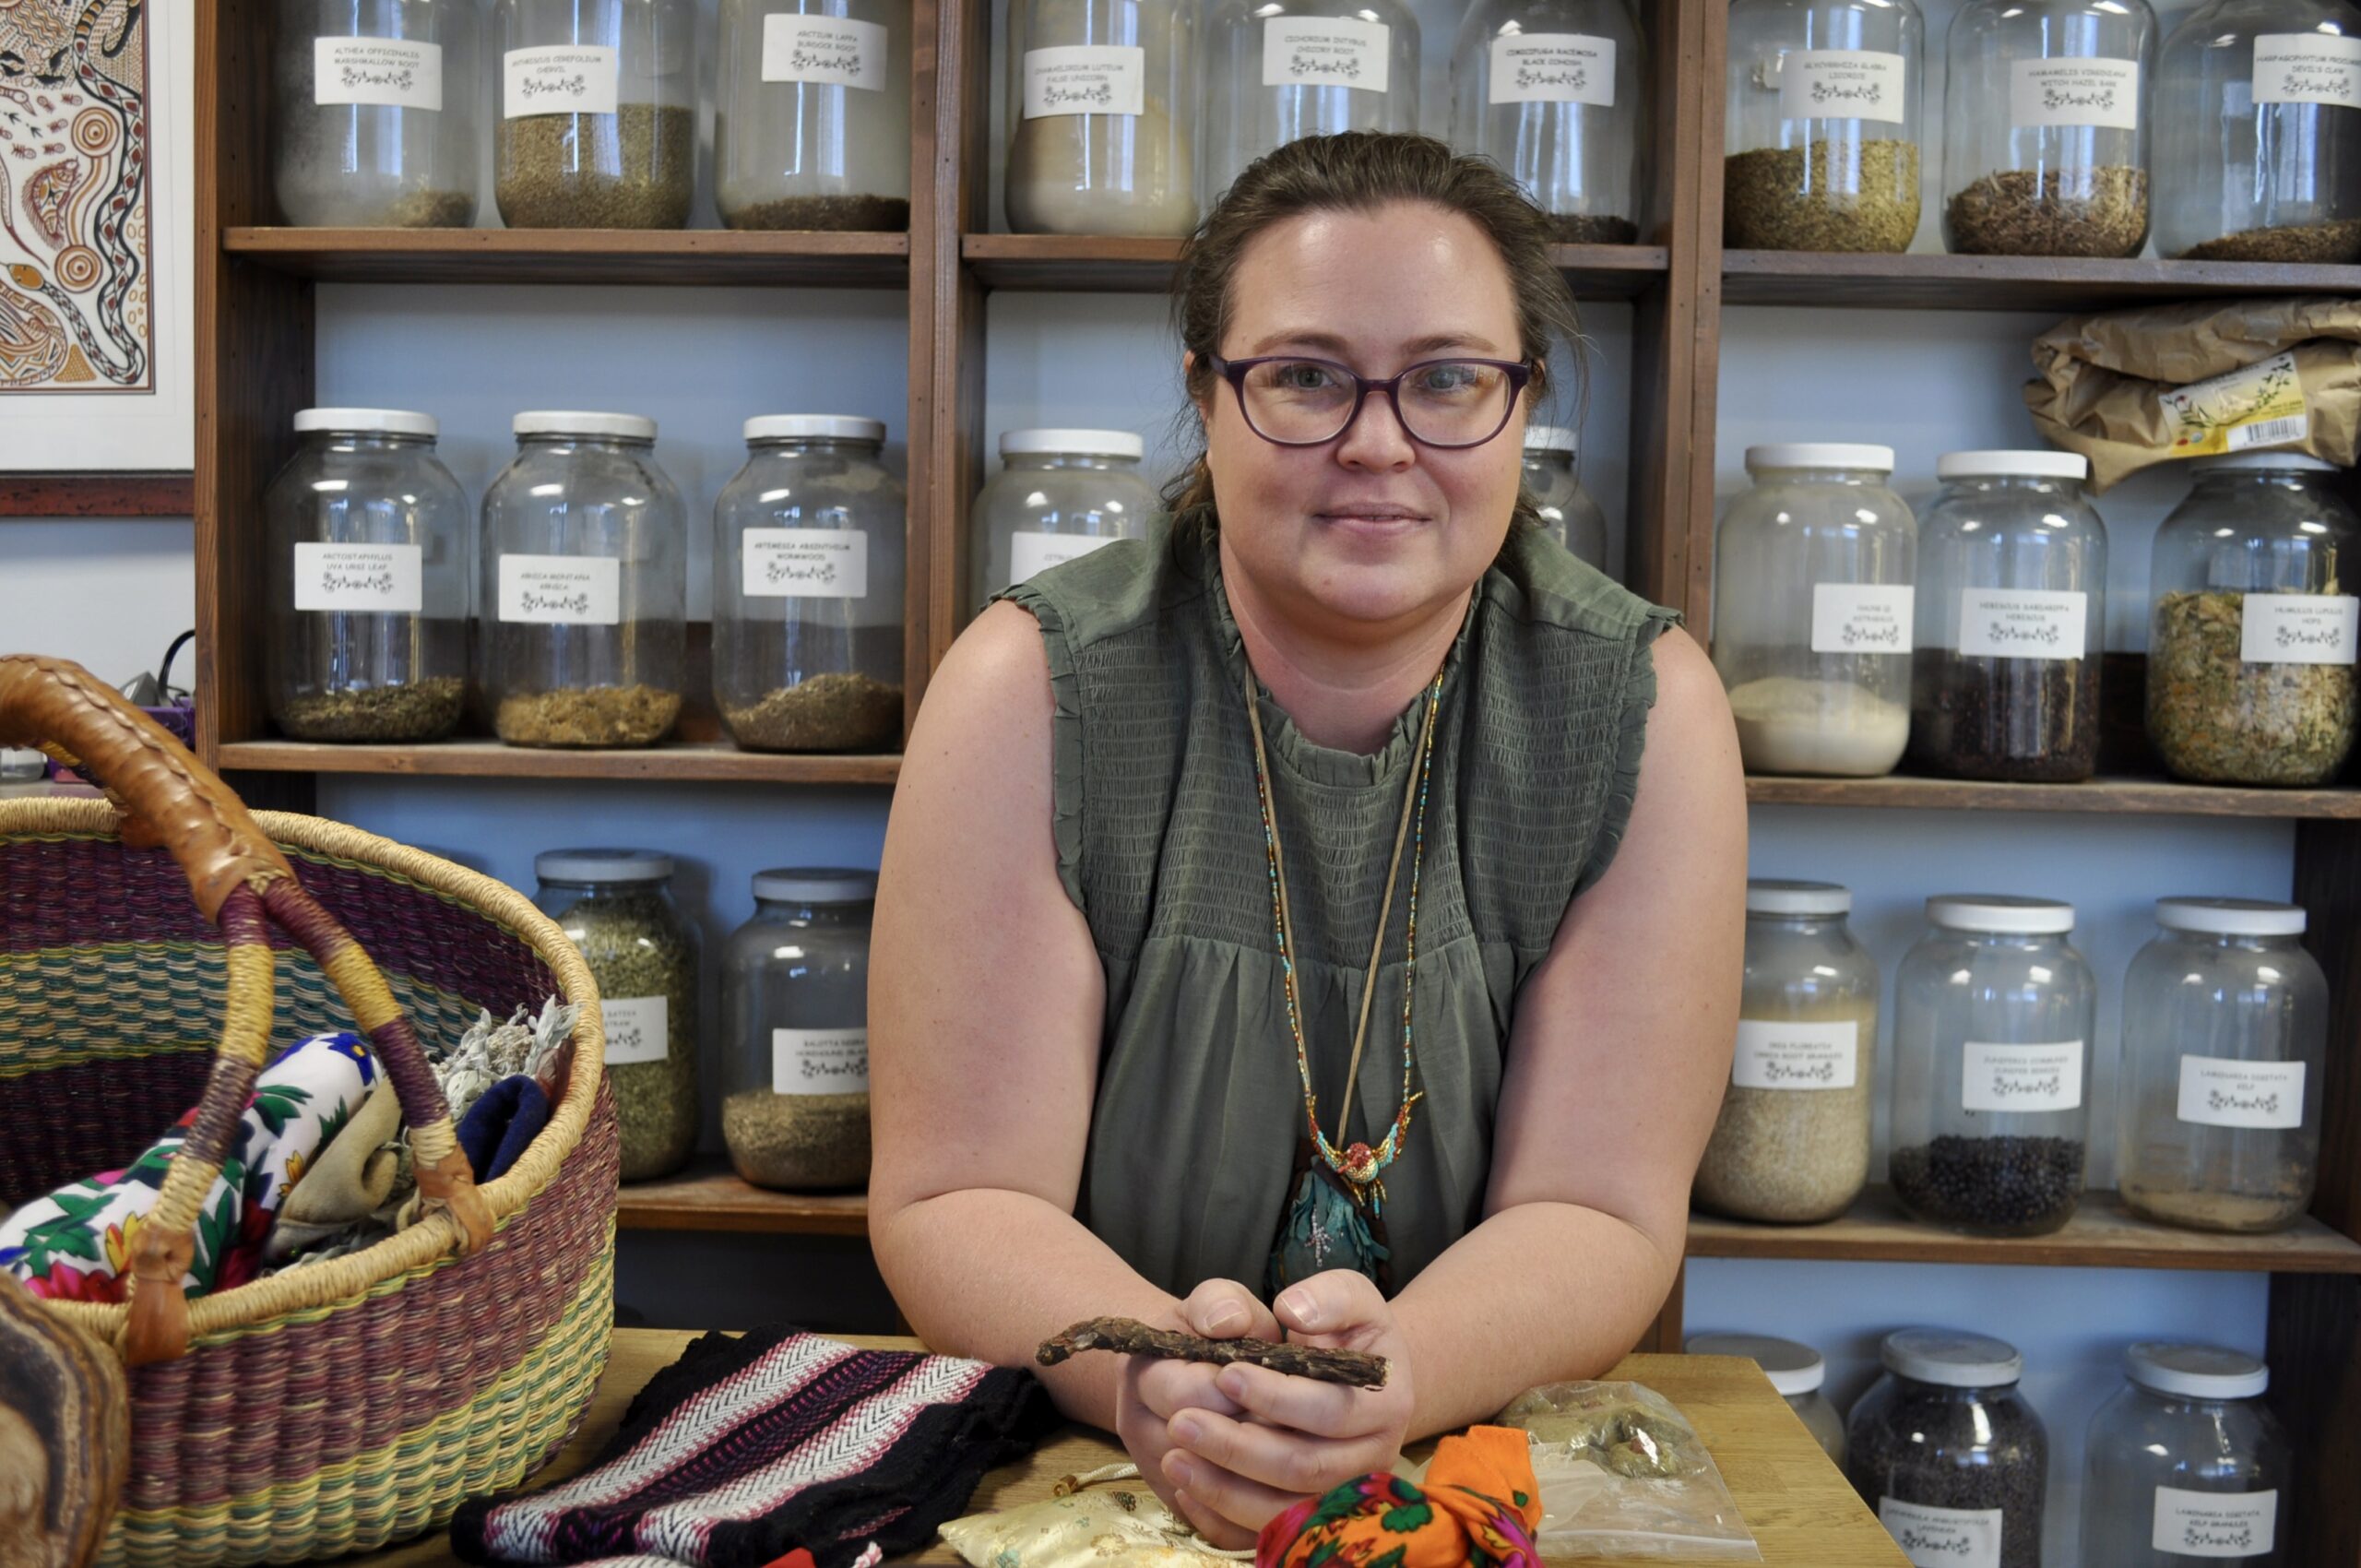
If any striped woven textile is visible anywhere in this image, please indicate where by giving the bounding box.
[452,1326,1060,1568]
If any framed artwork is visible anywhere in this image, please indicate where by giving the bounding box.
[0,0,193,516]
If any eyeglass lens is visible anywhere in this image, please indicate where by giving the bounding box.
[1239,360,1517,446]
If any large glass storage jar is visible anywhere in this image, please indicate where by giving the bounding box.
[2154,0,2361,263]
[1848,1330,2047,1568]
[1892,896,2097,1236]
[714,415,907,754]
[1726,0,1925,253]
[481,411,686,748]
[716,0,911,231]
[2147,455,2359,787]
[1198,0,1419,209]
[1694,881,1877,1223]
[1688,1333,1845,1464]
[264,409,469,743]
[2082,1344,2289,1567]
[970,429,1158,610]
[1908,450,2106,783]
[1940,0,2155,257]
[274,0,481,227]
[2118,898,2326,1234]
[1451,0,1647,245]
[493,0,694,229]
[1007,0,1195,236]
[722,868,876,1191]
[1523,425,1610,570]
[1713,444,1916,778]
[535,849,699,1182]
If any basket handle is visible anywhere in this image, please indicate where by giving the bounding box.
[0,655,494,1363]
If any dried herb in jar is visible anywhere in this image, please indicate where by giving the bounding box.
[2176,218,2361,265]
[2148,590,2357,786]
[558,886,699,1182]
[721,1088,868,1190]
[498,683,683,748]
[1724,141,1920,253]
[1945,166,2145,258]
[1693,995,1876,1223]
[1908,650,2100,783]
[279,676,466,743]
[723,672,904,753]
[497,103,694,229]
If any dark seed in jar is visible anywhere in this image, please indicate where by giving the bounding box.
[1890,1134,2083,1233]
[1848,1374,2046,1568]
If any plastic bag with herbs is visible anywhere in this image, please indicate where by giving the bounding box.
[1475,1381,1762,1560]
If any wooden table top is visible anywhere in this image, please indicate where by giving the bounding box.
[338,1330,1904,1568]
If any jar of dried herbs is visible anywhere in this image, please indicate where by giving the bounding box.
[1007,0,1197,237]
[714,416,908,753]
[1523,426,1610,571]
[481,411,686,749]
[721,868,876,1191]
[2082,1344,2288,1568]
[274,0,481,227]
[1686,1333,1845,1464]
[1726,0,1925,253]
[265,409,470,743]
[1848,1329,2047,1568]
[2147,455,2360,787]
[492,0,694,229]
[535,849,700,1182]
[970,429,1159,612]
[1451,0,1647,247]
[717,0,912,232]
[1908,450,2106,783]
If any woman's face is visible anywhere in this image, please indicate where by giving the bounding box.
[1192,200,1529,636]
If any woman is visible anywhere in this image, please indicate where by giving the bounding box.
[869,133,1745,1549]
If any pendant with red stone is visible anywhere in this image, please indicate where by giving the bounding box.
[1340,1141,1379,1186]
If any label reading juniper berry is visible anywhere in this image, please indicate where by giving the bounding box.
[1963,1040,2083,1114]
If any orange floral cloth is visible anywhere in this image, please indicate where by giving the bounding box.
[1255,1426,1544,1568]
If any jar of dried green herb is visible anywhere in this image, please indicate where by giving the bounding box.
[1726,0,1926,253]
[721,868,875,1191]
[493,0,694,229]
[535,849,700,1182]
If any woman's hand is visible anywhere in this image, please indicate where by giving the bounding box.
[1160,1271,1418,1550]
[1115,1280,1283,1533]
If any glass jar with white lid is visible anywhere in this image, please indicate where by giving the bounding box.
[1847,1329,2047,1568]
[1197,0,1420,210]
[970,428,1158,611]
[492,0,695,229]
[273,0,481,227]
[722,867,877,1191]
[1726,0,1926,253]
[1523,425,1611,570]
[1451,0,1648,246]
[1007,0,1196,236]
[1712,443,1916,778]
[716,0,912,231]
[1687,1333,1845,1463]
[2082,1344,2289,1567]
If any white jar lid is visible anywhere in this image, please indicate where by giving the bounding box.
[1745,443,1895,473]
[536,848,674,885]
[1687,1333,1825,1396]
[516,410,658,441]
[1936,449,2088,481]
[2127,1342,2269,1400]
[1001,427,1144,459]
[294,407,438,438]
[1881,1327,2023,1388]
[2155,897,2307,936]
[745,414,887,444]
[1926,894,2075,934]
[1747,879,1851,916]
[2200,452,2336,473]
[752,867,880,903]
[1525,424,1579,454]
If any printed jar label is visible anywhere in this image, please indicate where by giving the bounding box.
[742,529,869,600]
[1024,44,1146,118]
[293,542,423,613]
[314,37,444,112]
[1777,49,1908,125]
[1809,582,1914,655]
[2008,56,2140,130]
[763,14,887,89]
[1488,33,1617,107]
[2178,1055,2306,1130]
[1731,1018,1857,1091]
[2239,593,2359,665]
[603,996,669,1066]
[503,44,619,118]
[773,1028,869,1096]
[1958,588,2087,660]
[2253,32,2361,110]
[1880,1500,2002,1568]
[1263,17,1391,92]
[2163,350,2309,457]
[2153,1487,2277,1557]
[497,553,622,625]
[1963,1040,2084,1113]
[1011,530,1118,586]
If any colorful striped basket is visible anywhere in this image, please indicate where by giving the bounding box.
[0,654,617,1565]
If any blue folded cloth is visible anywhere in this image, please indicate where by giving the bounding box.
[457,1074,551,1182]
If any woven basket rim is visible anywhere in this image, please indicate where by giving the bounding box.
[0,797,607,1348]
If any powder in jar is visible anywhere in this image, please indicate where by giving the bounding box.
[1724,140,1921,253]
[1907,650,2100,783]
[2176,218,2361,264]
[1726,675,1911,776]
[2148,590,2356,786]
[497,683,683,748]
[1945,165,2146,258]
[722,1088,869,1190]
[1891,1134,2084,1235]
[496,103,694,229]
[1006,100,1195,237]
[557,887,699,1182]
[1694,996,1876,1223]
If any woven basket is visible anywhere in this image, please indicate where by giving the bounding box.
[0,655,617,1565]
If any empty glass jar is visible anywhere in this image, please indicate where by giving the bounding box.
[1713,444,1916,778]
[493,0,694,229]
[264,409,469,743]
[2082,1345,2288,1567]
[2118,898,2327,1234]
[722,868,877,1191]
[1452,0,1647,246]
[1523,425,1610,570]
[274,0,481,226]
[1909,450,2107,783]
[1008,0,1195,235]
[481,411,686,748]
[1848,1330,2047,1568]
[1688,1333,1845,1463]
[971,429,1158,610]
[716,0,911,230]
[713,415,908,754]
[1198,0,1419,209]
[1726,0,1926,252]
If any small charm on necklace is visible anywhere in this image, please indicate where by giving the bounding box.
[1341,1141,1378,1184]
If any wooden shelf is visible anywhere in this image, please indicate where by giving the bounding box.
[963,233,1668,297]
[1722,249,2361,312]
[223,227,911,286]
[1745,772,2361,819]
[217,739,900,785]
[616,1158,870,1236]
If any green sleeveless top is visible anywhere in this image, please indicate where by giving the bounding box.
[997,512,1679,1300]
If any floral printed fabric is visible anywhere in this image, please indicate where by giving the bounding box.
[1256,1428,1544,1568]
[0,1032,377,1302]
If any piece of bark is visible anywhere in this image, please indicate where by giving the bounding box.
[1036,1316,1390,1390]
[0,1271,129,1568]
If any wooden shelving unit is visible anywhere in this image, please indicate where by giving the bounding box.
[222,226,912,286]
[218,739,901,785]
[1722,248,2361,312]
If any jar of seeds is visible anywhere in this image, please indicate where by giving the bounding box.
[1007,0,1197,237]
[971,429,1159,612]
[1687,1334,1845,1464]
[535,849,700,1182]
[1523,425,1611,571]
[2082,1345,2289,1568]
[1848,1329,2047,1568]
[1451,0,1647,247]
[714,415,908,753]
[2147,455,2360,787]
[717,0,912,231]
[481,411,686,748]
[1892,896,2097,1237]
[1197,0,1421,211]
[1726,0,1925,253]
[722,868,876,1190]
[1694,881,1877,1224]
[265,409,470,742]
[493,0,694,229]
[274,0,481,226]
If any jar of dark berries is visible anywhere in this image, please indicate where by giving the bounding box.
[1848,1328,2047,1568]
